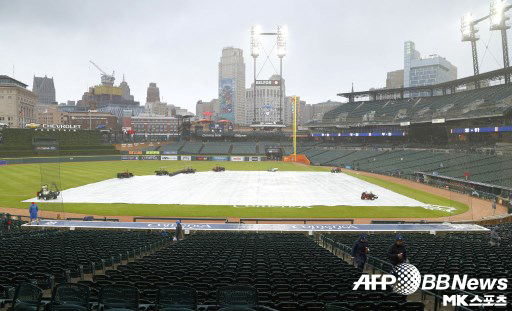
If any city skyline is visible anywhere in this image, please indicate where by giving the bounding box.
[0,0,508,112]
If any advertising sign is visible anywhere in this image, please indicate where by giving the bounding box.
[145,151,160,155]
[121,156,139,160]
[34,146,58,151]
[181,156,192,161]
[255,80,281,86]
[195,156,208,161]
[231,156,244,162]
[163,151,178,155]
[141,155,159,160]
[212,156,229,161]
[219,78,235,122]
[250,156,260,162]
[161,156,178,161]
[129,151,142,155]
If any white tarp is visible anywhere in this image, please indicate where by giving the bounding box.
[25,171,429,207]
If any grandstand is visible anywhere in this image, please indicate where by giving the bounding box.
[322,81,512,126]
[0,128,118,157]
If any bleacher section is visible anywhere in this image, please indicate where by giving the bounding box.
[294,146,512,188]
[322,84,512,125]
[323,223,512,305]
[231,142,257,155]
[0,128,118,157]
[160,142,186,153]
[0,229,435,310]
[180,142,204,154]
[201,142,232,155]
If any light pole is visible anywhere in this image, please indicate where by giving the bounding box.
[250,25,287,124]
[461,13,481,81]
[250,26,260,124]
[277,25,287,124]
[490,0,511,83]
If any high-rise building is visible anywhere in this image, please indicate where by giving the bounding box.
[284,96,306,126]
[120,75,134,101]
[403,41,457,91]
[218,47,245,125]
[0,76,37,128]
[32,75,56,106]
[146,83,160,103]
[245,75,286,124]
[386,69,404,89]
[145,101,168,116]
[196,99,220,120]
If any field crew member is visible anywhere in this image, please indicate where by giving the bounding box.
[29,202,39,225]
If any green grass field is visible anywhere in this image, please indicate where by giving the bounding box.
[0,161,468,219]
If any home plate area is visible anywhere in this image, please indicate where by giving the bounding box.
[25,171,432,208]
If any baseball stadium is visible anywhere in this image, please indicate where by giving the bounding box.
[2,3,512,311]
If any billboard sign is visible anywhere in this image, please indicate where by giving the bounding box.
[128,151,143,155]
[141,155,159,160]
[34,146,58,151]
[450,126,512,134]
[255,80,281,86]
[231,156,244,162]
[249,156,260,162]
[212,156,229,161]
[121,156,139,160]
[163,150,178,155]
[161,155,178,160]
[195,156,208,161]
[219,78,235,122]
[181,156,192,161]
[145,151,160,155]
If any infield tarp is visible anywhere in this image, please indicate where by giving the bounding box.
[25,171,433,207]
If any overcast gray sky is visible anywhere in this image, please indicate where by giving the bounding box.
[0,0,508,111]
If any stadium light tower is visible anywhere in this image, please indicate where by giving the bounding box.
[277,25,287,124]
[490,0,511,83]
[249,25,288,125]
[250,25,261,124]
[461,13,481,78]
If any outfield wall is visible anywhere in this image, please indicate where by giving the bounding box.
[0,155,265,165]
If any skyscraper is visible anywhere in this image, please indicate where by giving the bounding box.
[146,82,160,103]
[245,75,286,124]
[120,75,134,101]
[32,75,56,106]
[218,47,245,125]
[403,41,457,89]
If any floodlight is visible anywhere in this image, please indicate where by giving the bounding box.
[461,13,478,41]
[277,25,287,57]
[490,0,509,30]
[250,26,261,58]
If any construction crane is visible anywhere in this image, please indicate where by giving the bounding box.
[89,60,115,86]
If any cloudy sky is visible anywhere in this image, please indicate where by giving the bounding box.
[0,0,508,111]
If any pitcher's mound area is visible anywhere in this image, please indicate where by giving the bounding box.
[25,171,428,207]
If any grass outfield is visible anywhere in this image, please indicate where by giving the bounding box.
[0,161,468,218]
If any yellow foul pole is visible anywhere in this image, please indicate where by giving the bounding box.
[293,96,297,159]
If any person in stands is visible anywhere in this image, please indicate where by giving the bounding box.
[351,234,369,272]
[175,220,183,241]
[490,227,501,246]
[29,202,39,225]
[388,234,407,267]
